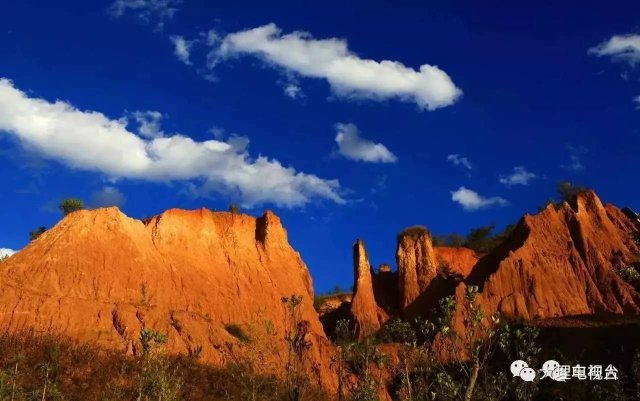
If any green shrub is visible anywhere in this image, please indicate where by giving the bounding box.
[617,265,640,286]
[378,318,416,344]
[59,198,84,216]
[29,226,47,241]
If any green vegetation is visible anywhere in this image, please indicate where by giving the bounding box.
[136,329,182,401]
[281,294,313,401]
[432,234,465,248]
[58,198,84,216]
[539,181,590,211]
[0,330,327,401]
[432,224,516,254]
[29,226,46,241]
[556,180,588,203]
[398,226,430,240]
[225,324,251,343]
[229,203,241,214]
[617,265,640,288]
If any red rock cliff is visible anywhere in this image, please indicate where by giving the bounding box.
[0,207,336,388]
[466,191,640,320]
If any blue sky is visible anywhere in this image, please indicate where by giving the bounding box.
[1,0,639,292]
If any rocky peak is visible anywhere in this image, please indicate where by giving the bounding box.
[465,190,640,320]
[396,226,438,309]
[350,239,385,337]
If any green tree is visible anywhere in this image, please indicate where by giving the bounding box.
[556,181,587,203]
[59,198,84,216]
[30,226,47,241]
[136,329,182,401]
[465,225,496,253]
[229,203,240,214]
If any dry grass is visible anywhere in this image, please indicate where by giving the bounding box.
[0,330,327,401]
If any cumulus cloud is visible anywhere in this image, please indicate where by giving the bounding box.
[447,154,472,170]
[450,187,508,211]
[0,78,344,208]
[589,34,640,66]
[499,166,537,186]
[334,123,397,163]
[170,35,194,65]
[210,23,462,110]
[131,110,164,138]
[91,186,127,208]
[0,248,16,258]
[107,0,182,30]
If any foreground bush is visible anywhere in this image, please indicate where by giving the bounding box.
[0,331,325,401]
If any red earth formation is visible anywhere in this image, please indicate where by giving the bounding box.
[348,190,640,334]
[0,208,336,389]
[1,190,639,395]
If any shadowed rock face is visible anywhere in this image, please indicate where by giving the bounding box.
[0,207,336,388]
[465,191,640,320]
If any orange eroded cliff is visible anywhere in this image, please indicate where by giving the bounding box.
[0,207,336,388]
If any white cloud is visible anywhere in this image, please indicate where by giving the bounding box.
[562,145,586,172]
[283,84,302,99]
[208,126,225,139]
[589,34,640,66]
[131,110,164,138]
[334,123,397,163]
[170,35,194,65]
[91,186,127,208]
[211,23,462,110]
[634,95,640,109]
[499,166,537,186]
[0,78,344,208]
[450,187,508,211]
[107,0,182,31]
[447,154,472,170]
[0,248,16,259]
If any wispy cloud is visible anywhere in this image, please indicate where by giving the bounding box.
[499,166,537,186]
[208,23,462,110]
[447,154,472,170]
[589,34,640,66]
[334,123,397,163]
[90,186,127,208]
[107,0,182,31]
[450,187,508,211]
[562,145,586,172]
[0,78,345,208]
[634,95,640,109]
[170,35,194,65]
